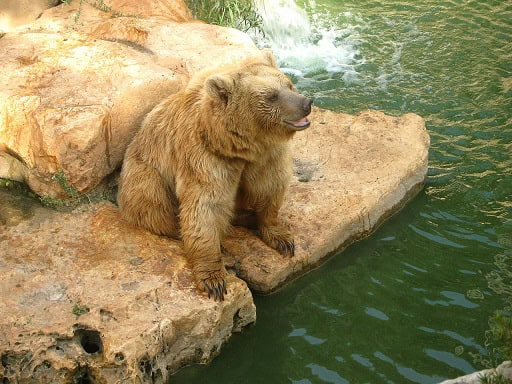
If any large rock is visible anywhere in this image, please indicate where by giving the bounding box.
[225,107,430,293]
[0,198,256,383]
[0,0,260,197]
[0,106,429,383]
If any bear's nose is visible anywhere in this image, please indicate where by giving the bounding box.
[303,98,313,114]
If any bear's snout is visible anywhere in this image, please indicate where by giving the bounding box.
[281,93,313,131]
[303,98,313,115]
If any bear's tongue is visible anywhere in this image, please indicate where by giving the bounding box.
[288,117,310,128]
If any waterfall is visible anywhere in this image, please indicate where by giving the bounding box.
[254,0,312,49]
[253,0,361,83]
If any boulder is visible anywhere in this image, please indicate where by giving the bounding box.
[0,106,429,383]
[0,199,256,383]
[0,0,260,197]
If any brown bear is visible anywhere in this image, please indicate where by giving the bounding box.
[117,52,312,300]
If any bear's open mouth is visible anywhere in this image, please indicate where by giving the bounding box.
[284,117,310,130]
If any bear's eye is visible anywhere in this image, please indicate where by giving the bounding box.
[266,92,279,102]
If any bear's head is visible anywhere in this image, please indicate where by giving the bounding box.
[204,52,313,141]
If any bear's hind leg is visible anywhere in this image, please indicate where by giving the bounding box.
[118,161,179,238]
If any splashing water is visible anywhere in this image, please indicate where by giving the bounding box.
[253,0,362,83]
[254,0,312,47]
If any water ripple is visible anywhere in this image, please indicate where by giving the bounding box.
[424,349,475,374]
[305,363,349,384]
[424,291,479,309]
[364,307,389,321]
[418,326,486,355]
[409,224,466,249]
[289,328,327,345]
[374,351,444,384]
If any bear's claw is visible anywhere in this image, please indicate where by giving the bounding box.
[261,225,295,257]
[276,239,295,256]
[200,274,227,301]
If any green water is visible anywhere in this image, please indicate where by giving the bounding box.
[172,0,511,383]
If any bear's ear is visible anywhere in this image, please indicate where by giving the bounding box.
[261,49,278,68]
[205,75,234,105]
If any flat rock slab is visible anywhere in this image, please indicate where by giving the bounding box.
[0,202,256,383]
[0,107,429,383]
[225,107,430,293]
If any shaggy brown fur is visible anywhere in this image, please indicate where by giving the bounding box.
[118,52,312,300]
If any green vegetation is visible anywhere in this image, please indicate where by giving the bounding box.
[39,170,117,209]
[472,248,512,373]
[72,302,90,317]
[53,169,79,199]
[60,0,139,24]
[39,169,81,208]
[476,310,512,383]
[0,178,38,198]
[480,372,512,384]
[1,171,116,210]
[488,311,512,362]
[186,0,263,33]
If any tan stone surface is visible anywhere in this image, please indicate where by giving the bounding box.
[0,200,256,383]
[0,0,60,31]
[0,1,260,197]
[224,107,430,293]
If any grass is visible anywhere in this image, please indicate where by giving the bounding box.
[186,0,263,33]
[0,178,38,198]
[1,171,116,210]
[488,311,512,362]
[39,170,117,209]
[72,302,90,317]
[480,372,512,384]
[471,248,512,378]
[476,312,512,383]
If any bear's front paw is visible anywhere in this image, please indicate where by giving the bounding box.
[196,270,228,301]
[260,225,295,257]
[275,237,295,256]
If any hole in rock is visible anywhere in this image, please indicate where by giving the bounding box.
[139,357,152,376]
[115,352,125,362]
[72,365,93,384]
[74,329,103,355]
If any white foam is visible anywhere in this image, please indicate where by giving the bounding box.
[252,0,362,82]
